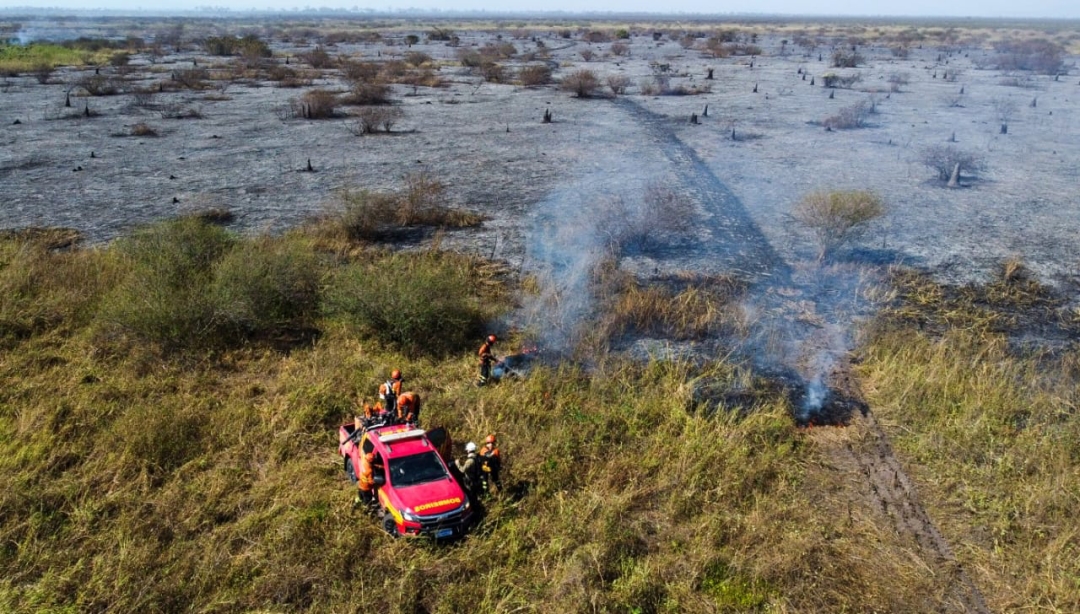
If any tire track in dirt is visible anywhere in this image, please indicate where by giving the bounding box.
[613,97,990,612]
[612,97,789,282]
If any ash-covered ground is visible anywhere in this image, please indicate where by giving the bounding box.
[3,23,1078,290]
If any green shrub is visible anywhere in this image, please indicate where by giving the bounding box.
[324,251,491,355]
[211,236,321,341]
[793,190,886,259]
[96,217,234,351]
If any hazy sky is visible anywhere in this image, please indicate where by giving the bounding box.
[2,0,1078,18]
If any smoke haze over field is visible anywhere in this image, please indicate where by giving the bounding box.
[1,1,1078,18]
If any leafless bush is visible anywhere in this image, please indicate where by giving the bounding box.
[351,106,404,134]
[341,82,392,105]
[704,37,730,58]
[583,30,611,43]
[519,64,552,86]
[78,74,124,96]
[727,43,762,56]
[341,60,380,84]
[481,62,507,83]
[831,49,863,68]
[32,63,54,84]
[480,42,517,60]
[647,75,710,96]
[823,100,872,130]
[598,183,695,254]
[266,65,313,88]
[131,88,156,107]
[172,68,208,90]
[639,79,660,96]
[889,45,910,58]
[579,49,596,62]
[991,97,1019,122]
[292,89,338,119]
[821,72,862,88]
[793,190,886,259]
[158,103,203,119]
[887,72,910,92]
[299,46,334,69]
[561,69,600,98]
[129,122,158,137]
[921,145,986,182]
[606,74,631,95]
[405,51,431,67]
[610,42,629,56]
[456,49,483,68]
[991,39,1065,74]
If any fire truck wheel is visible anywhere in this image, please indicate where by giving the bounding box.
[382,515,398,537]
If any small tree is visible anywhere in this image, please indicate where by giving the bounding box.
[793,190,886,259]
[561,69,600,98]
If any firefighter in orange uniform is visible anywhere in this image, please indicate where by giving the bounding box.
[476,335,498,386]
[378,369,403,414]
[396,391,421,425]
[479,433,502,493]
[354,451,377,510]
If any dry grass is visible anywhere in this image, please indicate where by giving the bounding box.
[129,122,158,137]
[596,270,745,344]
[878,260,1072,339]
[325,172,484,242]
[860,279,1080,611]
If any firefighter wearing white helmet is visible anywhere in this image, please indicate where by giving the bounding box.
[456,442,481,494]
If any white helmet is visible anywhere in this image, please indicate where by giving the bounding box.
[465,442,477,453]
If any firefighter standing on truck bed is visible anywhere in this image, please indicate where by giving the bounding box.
[396,390,421,426]
[476,335,498,387]
[379,369,403,415]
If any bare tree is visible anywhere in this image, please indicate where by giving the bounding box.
[921,145,986,183]
[991,97,1018,134]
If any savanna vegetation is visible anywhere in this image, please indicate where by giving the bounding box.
[2,208,1077,612]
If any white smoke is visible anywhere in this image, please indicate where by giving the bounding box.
[519,162,666,354]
